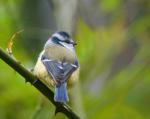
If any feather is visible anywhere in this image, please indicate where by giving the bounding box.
[41,55,78,102]
[54,82,69,102]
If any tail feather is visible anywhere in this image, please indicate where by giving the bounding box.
[54,82,69,103]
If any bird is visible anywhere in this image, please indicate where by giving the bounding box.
[33,31,79,103]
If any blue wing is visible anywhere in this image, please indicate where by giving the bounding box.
[41,55,79,103]
[41,55,79,86]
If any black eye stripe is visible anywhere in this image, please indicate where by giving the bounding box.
[51,37,64,46]
[64,40,70,43]
[52,37,60,42]
[52,36,70,43]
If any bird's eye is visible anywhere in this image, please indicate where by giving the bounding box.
[64,40,70,44]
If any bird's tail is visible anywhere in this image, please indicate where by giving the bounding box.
[54,82,69,103]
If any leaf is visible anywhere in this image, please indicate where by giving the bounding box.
[6,29,24,55]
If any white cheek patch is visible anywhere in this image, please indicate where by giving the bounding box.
[60,42,74,53]
[44,38,53,48]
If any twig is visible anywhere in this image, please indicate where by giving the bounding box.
[0,47,80,119]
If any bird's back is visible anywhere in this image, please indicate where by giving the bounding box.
[44,44,77,63]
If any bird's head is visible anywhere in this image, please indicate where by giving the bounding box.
[44,31,77,52]
[51,31,77,47]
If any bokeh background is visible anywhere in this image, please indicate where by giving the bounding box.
[0,0,150,119]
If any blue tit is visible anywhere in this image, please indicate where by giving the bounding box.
[33,31,80,103]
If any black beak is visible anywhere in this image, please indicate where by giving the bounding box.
[70,41,77,46]
[73,42,77,46]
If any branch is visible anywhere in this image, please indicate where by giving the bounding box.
[0,48,80,119]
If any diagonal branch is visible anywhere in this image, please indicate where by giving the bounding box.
[0,47,80,119]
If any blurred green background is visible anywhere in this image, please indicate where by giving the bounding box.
[0,0,150,119]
